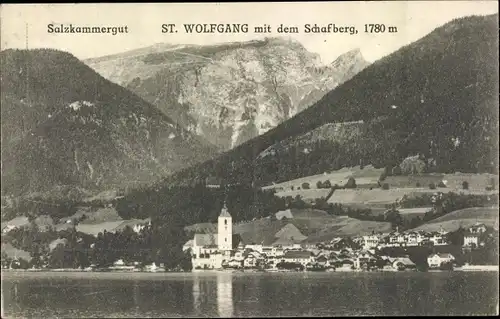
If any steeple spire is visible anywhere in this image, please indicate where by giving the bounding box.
[220,200,231,218]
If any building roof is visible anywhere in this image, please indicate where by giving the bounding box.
[393,257,416,266]
[275,209,294,220]
[283,250,313,259]
[183,239,194,248]
[219,202,231,218]
[1,216,30,229]
[194,233,218,247]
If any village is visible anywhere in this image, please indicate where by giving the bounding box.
[180,203,498,273]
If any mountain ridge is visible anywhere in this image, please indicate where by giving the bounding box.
[1,48,218,197]
[85,37,369,150]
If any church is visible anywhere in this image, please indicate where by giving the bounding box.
[188,202,240,270]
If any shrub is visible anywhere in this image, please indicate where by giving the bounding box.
[462,181,469,190]
[416,182,421,187]
[429,183,436,190]
[302,183,310,190]
[382,183,390,190]
[344,177,357,189]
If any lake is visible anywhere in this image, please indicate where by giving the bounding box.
[1,271,498,317]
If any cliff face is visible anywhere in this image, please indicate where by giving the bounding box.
[86,38,369,150]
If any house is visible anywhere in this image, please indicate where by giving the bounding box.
[337,259,354,271]
[225,259,243,268]
[391,257,416,270]
[388,231,406,246]
[362,235,380,249]
[405,232,425,246]
[428,233,447,246]
[244,244,263,253]
[468,223,487,234]
[281,250,314,266]
[315,255,328,266]
[243,255,258,268]
[133,218,151,233]
[354,251,376,269]
[262,246,284,258]
[275,209,294,220]
[109,259,135,271]
[463,233,479,247]
[427,253,455,268]
[145,262,165,272]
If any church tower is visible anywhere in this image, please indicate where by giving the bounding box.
[217,201,232,251]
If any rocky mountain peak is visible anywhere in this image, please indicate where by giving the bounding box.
[86,40,370,151]
[330,48,366,68]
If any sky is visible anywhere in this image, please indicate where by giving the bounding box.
[1,2,498,64]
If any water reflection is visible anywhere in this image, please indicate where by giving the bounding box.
[192,274,201,313]
[216,273,234,318]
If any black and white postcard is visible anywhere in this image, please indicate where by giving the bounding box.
[1,2,499,317]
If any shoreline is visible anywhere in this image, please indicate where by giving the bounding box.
[2,266,498,274]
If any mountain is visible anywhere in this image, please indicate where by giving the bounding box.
[85,38,369,151]
[164,14,499,187]
[0,49,218,197]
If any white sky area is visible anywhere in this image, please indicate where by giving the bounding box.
[1,2,498,64]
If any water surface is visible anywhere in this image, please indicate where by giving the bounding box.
[1,271,498,317]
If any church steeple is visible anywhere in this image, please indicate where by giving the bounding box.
[219,201,231,218]
[217,200,232,251]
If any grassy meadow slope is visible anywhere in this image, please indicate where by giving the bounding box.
[411,206,499,232]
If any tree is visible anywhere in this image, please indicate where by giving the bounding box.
[382,183,390,190]
[316,181,323,189]
[384,209,403,228]
[323,180,332,188]
[429,183,436,190]
[345,177,357,189]
[302,182,310,190]
[462,181,469,190]
[437,181,447,188]
[445,227,465,246]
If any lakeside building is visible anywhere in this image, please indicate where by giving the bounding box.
[427,253,455,268]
